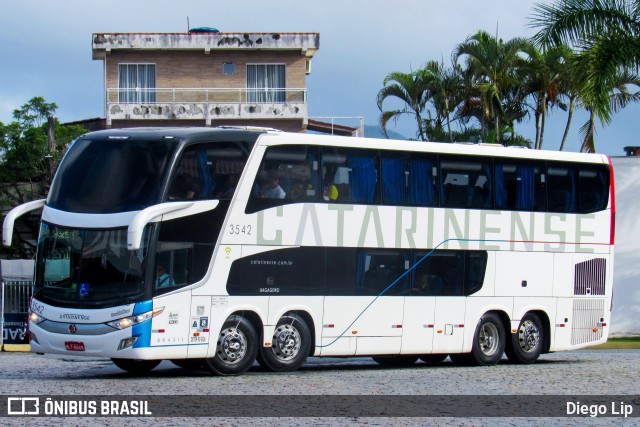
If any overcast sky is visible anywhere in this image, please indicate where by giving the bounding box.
[0,0,637,155]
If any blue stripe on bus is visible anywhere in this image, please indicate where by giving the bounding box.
[132,300,153,348]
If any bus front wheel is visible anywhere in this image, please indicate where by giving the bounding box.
[112,358,161,374]
[257,314,311,372]
[206,315,258,376]
[505,313,544,364]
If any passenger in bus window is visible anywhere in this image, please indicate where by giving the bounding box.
[413,271,444,295]
[169,174,200,200]
[260,173,286,199]
[287,180,307,201]
[156,265,175,288]
[323,183,339,201]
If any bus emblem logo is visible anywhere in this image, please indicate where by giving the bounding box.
[68,324,77,334]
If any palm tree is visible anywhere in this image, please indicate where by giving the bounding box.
[454,30,531,143]
[577,67,640,152]
[377,69,434,141]
[521,43,572,149]
[423,60,464,142]
[531,0,640,127]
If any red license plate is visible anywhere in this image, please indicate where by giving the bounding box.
[65,341,85,351]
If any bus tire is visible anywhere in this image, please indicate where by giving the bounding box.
[171,358,206,370]
[419,354,448,364]
[372,355,419,366]
[206,315,258,376]
[257,314,311,372]
[452,313,505,366]
[505,313,544,364]
[112,358,161,374]
[472,312,505,365]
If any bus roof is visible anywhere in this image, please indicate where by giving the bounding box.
[258,132,610,164]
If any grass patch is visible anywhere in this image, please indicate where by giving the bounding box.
[586,337,640,350]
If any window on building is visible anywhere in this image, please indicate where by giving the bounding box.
[118,64,156,104]
[247,64,286,103]
[223,62,235,75]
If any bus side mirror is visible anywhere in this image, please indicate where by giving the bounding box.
[2,199,46,246]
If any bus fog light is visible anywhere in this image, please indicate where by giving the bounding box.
[118,337,138,350]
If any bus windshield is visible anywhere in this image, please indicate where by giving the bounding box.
[34,223,152,308]
[48,138,177,213]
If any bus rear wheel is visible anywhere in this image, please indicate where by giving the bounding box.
[257,314,311,372]
[451,313,505,366]
[505,313,544,364]
[112,358,161,374]
[205,315,258,376]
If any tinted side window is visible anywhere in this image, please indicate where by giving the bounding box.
[153,208,226,296]
[495,161,546,211]
[547,164,576,212]
[412,250,487,296]
[322,147,378,204]
[356,250,409,296]
[381,152,438,206]
[577,166,609,213]
[440,156,493,209]
[167,142,248,202]
[413,251,463,296]
[325,248,357,295]
[246,145,320,213]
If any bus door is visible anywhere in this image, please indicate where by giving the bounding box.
[322,249,408,356]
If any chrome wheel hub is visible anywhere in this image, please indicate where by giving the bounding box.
[518,320,540,353]
[217,327,247,365]
[272,324,301,360]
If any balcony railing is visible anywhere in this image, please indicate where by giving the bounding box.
[106,88,307,105]
[105,88,308,123]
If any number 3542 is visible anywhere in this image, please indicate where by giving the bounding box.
[229,224,252,235]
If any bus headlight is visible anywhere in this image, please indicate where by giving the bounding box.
[29,312,45,324]
[107,307,164,330]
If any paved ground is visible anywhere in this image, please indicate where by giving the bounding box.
[0,350,638,426]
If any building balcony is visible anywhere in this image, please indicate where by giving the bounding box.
[105,88,308,124]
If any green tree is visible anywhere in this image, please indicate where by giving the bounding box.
[521,43,573,149]
[377,69,434,141]
[0,97,85,210]
[531,0,640,151]
[454,30,532,143]
[423,60,464,142]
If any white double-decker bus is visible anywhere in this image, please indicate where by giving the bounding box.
[3,127,614,375]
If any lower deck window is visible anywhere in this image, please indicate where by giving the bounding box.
[227,247,487,296]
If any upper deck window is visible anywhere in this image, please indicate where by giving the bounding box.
[166,142,249,202]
